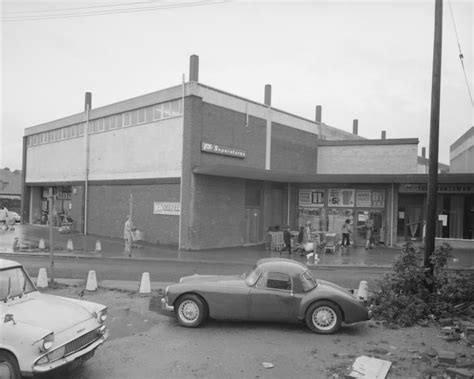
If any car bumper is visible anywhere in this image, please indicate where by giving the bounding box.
[31,332,107,374]
[161,297,174,313]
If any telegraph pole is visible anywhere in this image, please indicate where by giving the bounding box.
[424,0,443,273]
[48,187,55,283]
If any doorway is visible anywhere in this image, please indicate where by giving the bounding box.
[245,207,262,244]
[355,210,384,246]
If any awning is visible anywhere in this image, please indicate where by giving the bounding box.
[193,164,474,184]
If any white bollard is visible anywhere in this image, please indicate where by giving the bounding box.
[95,240,102,253]
[38,238,46,250]
[357,280,368,300]
[36,268,49,288]
[139,272,151,294]
[67,239,74,251]
[85,270,98,291]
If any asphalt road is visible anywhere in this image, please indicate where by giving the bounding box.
[8,255,389,288]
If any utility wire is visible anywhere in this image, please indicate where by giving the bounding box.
[448,0,474,107]
[3,1,155,14]
[2,0,225,22]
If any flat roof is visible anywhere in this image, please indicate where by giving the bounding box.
[193,164,474,184]
[318,138,419,146]
[450,126,474,151]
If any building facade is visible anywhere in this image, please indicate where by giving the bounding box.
[21,56,474,249]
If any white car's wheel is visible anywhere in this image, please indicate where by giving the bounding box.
[306,300,342,334]
[174,294,208,328]
[0,352,20,379]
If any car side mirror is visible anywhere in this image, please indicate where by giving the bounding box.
[4,314,16,325]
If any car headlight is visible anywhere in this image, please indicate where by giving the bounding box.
[97,308,108,323]
[40,333,54,352]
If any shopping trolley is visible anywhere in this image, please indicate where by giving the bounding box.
[324,233,337,254]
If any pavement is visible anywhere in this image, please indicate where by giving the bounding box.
[1,223,473,270]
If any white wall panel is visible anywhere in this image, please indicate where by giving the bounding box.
[26,117,183,183]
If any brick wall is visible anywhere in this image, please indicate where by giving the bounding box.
[317,144,418,174]
[270,122,318,173]
[87,182,180,246]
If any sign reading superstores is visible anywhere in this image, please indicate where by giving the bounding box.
[201,142,246,159]
[153,202,181,216]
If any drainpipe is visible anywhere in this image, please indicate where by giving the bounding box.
[83,92,91,235]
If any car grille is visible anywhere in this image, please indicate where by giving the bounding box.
[64,328,100,356]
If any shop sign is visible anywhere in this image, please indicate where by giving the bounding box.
[399,183,474,193]
[328,189,355,207]
[356,190,385,207]
[56,192,71,200]
[201,142,246,159]
[299,189,325,207]
[153,202,180,215]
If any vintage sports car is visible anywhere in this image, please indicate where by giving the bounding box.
[162,258,369,334]
[0,259,108,378]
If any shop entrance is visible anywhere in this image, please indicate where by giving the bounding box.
[355,210,384,247]
[403,205,424,241]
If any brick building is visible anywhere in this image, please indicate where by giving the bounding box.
[21,55,474,249]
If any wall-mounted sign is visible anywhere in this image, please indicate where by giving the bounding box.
[299,189,325,207]
[356,190,385,207]
[399,184,474,193]
[153,202,180,215]
[328,189,355,207]
[201,142,246,159]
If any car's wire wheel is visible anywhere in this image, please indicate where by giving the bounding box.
[312,306,337,330]
[305,300,342,334]
[174,294,208,328]
[178,299,200,323]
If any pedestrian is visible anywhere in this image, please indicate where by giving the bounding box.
[124,215,133,258]
[365,219,375,250]
[283,226,292,254]
[0,206,7,229]
[341,219,351,248]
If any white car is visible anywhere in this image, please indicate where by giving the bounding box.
[0,259,108,378]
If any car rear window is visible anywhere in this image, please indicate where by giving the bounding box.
[300,270,317,292]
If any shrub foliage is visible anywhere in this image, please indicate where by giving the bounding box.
[368,242,474,326]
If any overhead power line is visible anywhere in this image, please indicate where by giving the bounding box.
[448,0,474,107]
[2,0,225,22]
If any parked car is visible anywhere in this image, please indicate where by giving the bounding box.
[0,259,108,378]
[161,258,370,334]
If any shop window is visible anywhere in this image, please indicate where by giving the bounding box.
[137,108,146,124]
[171,100,181,116]
[153,104,162,120]
[162,102,171,118]
[123,112,131,127]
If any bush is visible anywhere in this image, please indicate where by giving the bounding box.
[368,242,474,326]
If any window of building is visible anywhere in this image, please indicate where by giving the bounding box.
[137,108,146,124]
[123,112,131,127]
[257,271,292,291]
[153,104,162,120]
[171,100,181,116]
[78,124,84,136]
[115,114,122,128]
[162,102,171,118]
[97,118,105,132]
[71,125,77,137]
[146,106,153,122]
[131,110,138,125]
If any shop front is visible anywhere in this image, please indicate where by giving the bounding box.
[297,186,388,247]
[28,185,73,226]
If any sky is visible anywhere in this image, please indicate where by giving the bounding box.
[1,0,473,170]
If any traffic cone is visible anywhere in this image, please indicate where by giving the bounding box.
[85,270,98,291]
[38,238,46,250]
[67,239,74,251]
[357,280,368,300]
[95,240,102,253]
[138,272,151,294]
[36,268,48,288]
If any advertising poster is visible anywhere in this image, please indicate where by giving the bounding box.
[153,202,181,216]
[328,189,354,207]
[356,190,385,207]
[299,189,325,207]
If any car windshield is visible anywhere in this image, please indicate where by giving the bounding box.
[0,266,36,301]
[300,270,317,292]
[243,265,261,286]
